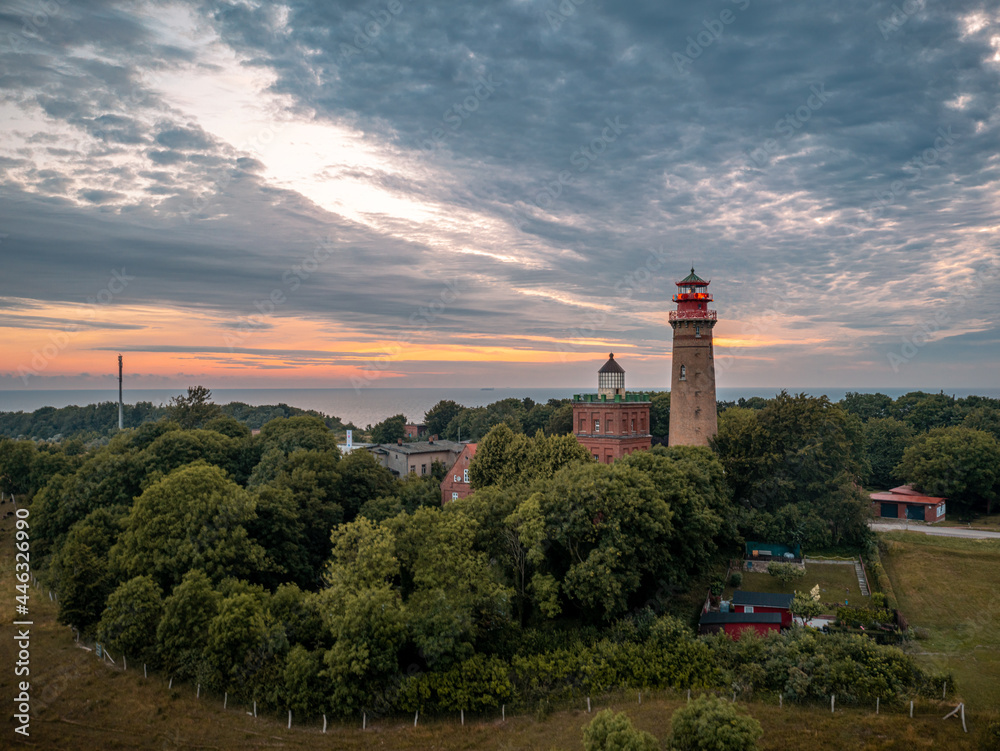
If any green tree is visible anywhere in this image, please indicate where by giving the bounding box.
[257,415,340,456]
[649,391,671,443]
[424,400,465,438]
[270,449,344,578]
[961,404,1000,441]
[754,392,867,509]
[862,417,915,489]
[283,644,328,715]
[97,575,164,663]
[112,463,266,590]
[510,461,674,621]
[0,438,37,497]
[545,402,574,435]
[469,424,592,491]
[157,569,220,681]
[204,590,288,702]
[319,517,405,715]
[667,694,762,751]
[370,413,407,444]
[583,708,658,751]
[52,507,124,632]
[166,385,222,429]
[335,449,396,520]
[620,446,736,588]
[895,427,1000,515]
[840,392,893,422]
[203,415,252,439]
[790,590,823,625]
[891,391,958,432]
[387,507,511,668]
[140,428,240,479]
[711,407,769,507]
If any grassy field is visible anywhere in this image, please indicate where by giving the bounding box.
[941,511,1000,530]
[880,531,1000,713]
[0,509,988,750]
[726,561,871,614]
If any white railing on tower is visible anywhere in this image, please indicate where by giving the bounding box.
[669,310,717,321]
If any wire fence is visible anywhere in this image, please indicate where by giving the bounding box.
[67,636,969,735]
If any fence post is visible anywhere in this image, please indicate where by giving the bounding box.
[414,711,418,727]
[638,692,641,705]
[363,711,366,730]
[831,695,835,713]
[502,704,505,722]
[224,692,227,709]
[943,682,947,699]
[143,664,147,679]
[123,655,127,671]
[323,714,327,733]
[587,697,591,713]
[876,697,879,714]
[288,710,292,730]
[460,709,464,726]
[910,700,913,718]
[254,700,257,718]
[779,695,782,708]
[961,703,967,733]
[687,689,691,703]
[197,684,200,699]
[168,677,173,690]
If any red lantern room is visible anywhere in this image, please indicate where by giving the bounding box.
[670,268,715,322]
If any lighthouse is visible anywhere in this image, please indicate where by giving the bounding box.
[668,268,718,446]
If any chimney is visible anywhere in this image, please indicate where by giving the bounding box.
[397,438,403,445]
[429,435,436,444]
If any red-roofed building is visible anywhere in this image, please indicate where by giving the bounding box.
[870,484,946,523]
[441,443,477,504]
[698,611,782,638]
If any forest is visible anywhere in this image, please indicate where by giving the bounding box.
[2,388,996,719]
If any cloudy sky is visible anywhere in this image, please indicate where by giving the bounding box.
[1,0,998,392]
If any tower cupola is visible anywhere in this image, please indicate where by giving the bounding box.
[598,352,626,398]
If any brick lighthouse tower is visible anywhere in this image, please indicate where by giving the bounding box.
[668,268,718,446]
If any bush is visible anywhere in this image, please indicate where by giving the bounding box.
[766,561,805,584]
[836,606,893,628]
[978,716,1000,751]
[668,694,762,751]
[583,709,658,751]
[728,572,743,589]
[710,577,725,597]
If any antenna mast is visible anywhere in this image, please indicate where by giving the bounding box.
[118,354,123,430]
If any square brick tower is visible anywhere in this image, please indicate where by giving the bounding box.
[573,353,652,463]
[668,268,718,446]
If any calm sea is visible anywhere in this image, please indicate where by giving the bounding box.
[1,387,997,428]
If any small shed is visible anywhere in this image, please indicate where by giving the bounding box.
[745,541,802,560]
[870,485,946,523]
[699,611,782,637]
[732,591,794,627]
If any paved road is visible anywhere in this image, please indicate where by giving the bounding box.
[870,521,1000,539]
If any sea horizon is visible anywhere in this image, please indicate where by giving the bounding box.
[2,386,997,429]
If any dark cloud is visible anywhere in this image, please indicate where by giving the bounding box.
[0,0,998,386]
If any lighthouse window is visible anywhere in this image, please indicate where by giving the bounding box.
[680,365,687,381]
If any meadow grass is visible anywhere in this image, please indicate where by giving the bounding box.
[880,531,1000,713]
